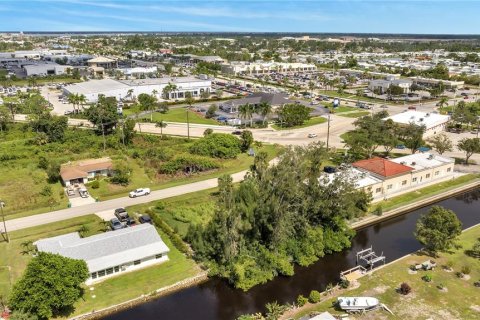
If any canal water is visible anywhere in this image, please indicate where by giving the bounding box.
[104,188,480,320]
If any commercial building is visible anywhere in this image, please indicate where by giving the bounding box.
[409,76,464,89]
[87,56,118,75]
[368,79,413,94]
[63,76,212,103]
[221,61,316,75]
[383,111,450,137]
[23,61,67,77]
[60,157,113,187]
[220,92,296,113]
[349,153,454,200]
[117,66,158,77]
[35,224,170,284]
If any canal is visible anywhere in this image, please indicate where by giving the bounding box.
[104,188,480,320]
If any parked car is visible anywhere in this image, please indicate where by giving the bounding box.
[124,217,137,227]
[79,188,89,198]
[323,166,336,174]
[232,130,242,135]
[139,214,152,224]
[110,217,123,231]
[114,208,129,221]
[64,110,73,115]
[308,133,317,138]
[129,188,151,198]
[396,144,406,149]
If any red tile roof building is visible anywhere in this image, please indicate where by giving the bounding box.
[352,157,413,179]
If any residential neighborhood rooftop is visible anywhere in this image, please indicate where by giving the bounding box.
[34,224,170,273]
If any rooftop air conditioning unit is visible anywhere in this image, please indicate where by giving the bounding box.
[411,161,416,165]
[428,154,434,160]
[400,161,406,165]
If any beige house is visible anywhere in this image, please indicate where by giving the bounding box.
[347,153,455,200]
[60,157,113,187]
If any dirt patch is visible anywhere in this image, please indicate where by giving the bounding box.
[408,268,418,275]
[470,305,480,313]
[462,274,471,281]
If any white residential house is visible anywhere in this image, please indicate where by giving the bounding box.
[35,224,170,284]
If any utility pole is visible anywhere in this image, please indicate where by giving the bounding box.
[0,201,9,243]
[186,109,190,139]
[326,111,331,149]
[101,122,106,152]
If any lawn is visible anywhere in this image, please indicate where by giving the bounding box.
[293,225,480,320]
[272,116,327,130]
[337,111,370,118]
[126,107,220,125]
[331,106,358,113]
[372,174,480,213]
[0,214,201,319]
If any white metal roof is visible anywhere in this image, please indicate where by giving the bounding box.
[34,224,170,273]
[390,153,454,171]
[63,79,129,95]
[384,111,449,129]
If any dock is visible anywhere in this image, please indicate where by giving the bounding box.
[356,246,386,270]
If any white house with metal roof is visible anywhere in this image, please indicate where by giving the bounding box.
[34,224,170,284]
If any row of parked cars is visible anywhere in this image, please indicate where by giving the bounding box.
[110,207,153,231]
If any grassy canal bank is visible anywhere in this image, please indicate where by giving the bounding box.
[288,224,480,320]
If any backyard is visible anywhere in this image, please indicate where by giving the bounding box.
[292,224,480,320]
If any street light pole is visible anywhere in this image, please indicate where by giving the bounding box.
[0,201,9,243]
[326,112,331,149]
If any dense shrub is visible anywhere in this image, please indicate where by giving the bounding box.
[400,282,412,295]
[189,133,241,159]
[308,290,321,303]
[159,155,220,174]
[296,295,308,307]
[151,214,190,255]
[90,180,100,189]
[422,274,432,282]
[461,265,471,275]
[339,278,350,289]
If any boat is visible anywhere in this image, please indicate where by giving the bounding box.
[337,296,379,311]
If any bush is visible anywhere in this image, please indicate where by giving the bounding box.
[399,282,412,295]
[373,205,383,216]
[159,155,220,175]
[38,156,49,170]
[339,278,350,289]
[461,265,471,275]
[308,290,321,303]
[296,295,308,307]
[151,214,190,255]
[189,133,241,159]
[90,180,100,189]
[422,274,432,282]
[203,128,213,136]
[39,185,52,197]
[46,162,60,183]
[446,260,455,270]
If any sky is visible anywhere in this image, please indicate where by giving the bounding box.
[0,0,478,34]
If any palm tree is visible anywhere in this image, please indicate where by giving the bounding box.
[257,102,272,125]
[308,81,315,96]
[438,96,448,109]
[239,103,255,127]
[126,89,134,101]
[155,120,167,138]
[162,83,178,100]
[78,94,87,111]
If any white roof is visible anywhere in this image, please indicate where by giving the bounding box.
[384,111,449,129]
[308,312,336,320]
[390,153,454,171]
[35,224,170,273]
[321,167,381,188]
[88,56,115,63]
[64,79,129,95]
[118,76,208,87]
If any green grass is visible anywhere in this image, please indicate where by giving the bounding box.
[0,214,200,319]
[0,215,105,298]
[374,174,480,213]
[337,111,370,118]
[271,116,327,130]
[126,107,219,125]
[293,225,480,319]
[331,106,358,113]
[88,144,280,201]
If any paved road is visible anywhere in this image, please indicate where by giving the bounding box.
[5,170,250,232]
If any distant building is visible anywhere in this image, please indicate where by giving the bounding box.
[35,224,170,284]
[63,76,211,103]
[409,76,464,89]
[220,92,296,113]
[221,61,316,75]
[23,61,67,77]
[384,111,450,137]
[60,157,113,187]
[368,79,412,94]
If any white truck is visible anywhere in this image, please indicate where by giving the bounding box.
[129,188,151,198]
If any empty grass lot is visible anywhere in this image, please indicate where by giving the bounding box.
[126,107,219,125]
[337,111,370,118]
[272,116,327,130]
[292,224,480,320]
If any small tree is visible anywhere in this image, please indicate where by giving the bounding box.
[308,290,321,303]
[458,137,480,164]
[414,206,462,255]
[240,130,254,152]
[203,128,213,136]
[206,104,218,119]
[427,133,453,155]
[9,252,89,319]
[399,282,412,295]
[155,120,167,138]
[296,295,308,307]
